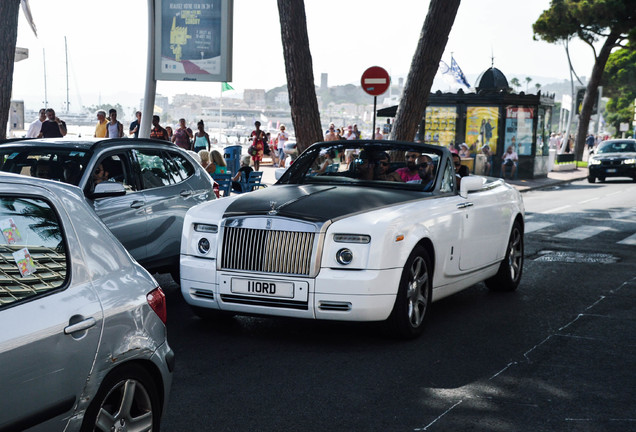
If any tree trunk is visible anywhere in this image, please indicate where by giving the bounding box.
[574,30,620,161]
[0,0,21,140]
[277,0,323,154]
[391,0,461,141]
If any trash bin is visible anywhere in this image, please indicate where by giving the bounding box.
[224,145,242,175]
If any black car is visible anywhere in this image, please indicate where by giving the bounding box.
[587,139,636,183]
[0,138,215,280]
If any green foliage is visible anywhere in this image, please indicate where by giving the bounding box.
[602,46,636,131]
[533,0,636,45]
[86,103,125,115]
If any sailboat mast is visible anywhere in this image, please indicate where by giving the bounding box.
[65,36,70,113]
[43,48,48,108]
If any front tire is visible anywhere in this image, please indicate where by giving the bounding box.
[81,364,161,432]
[587,175,596,183]
[386,245,432,339]
[486,221,524,292]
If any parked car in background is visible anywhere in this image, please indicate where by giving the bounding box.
[0,173,173,431]
[587,139,636,183]
[0,138,215,281]
[179,140,525,338]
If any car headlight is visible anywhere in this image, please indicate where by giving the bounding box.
[588,159,601,165]
[194,223,218,233]
[333,233,371,244]
[623,158,636,165]
[336,248,354,265]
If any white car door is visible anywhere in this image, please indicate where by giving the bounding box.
[458,182,511,271]
[0,192,103,431]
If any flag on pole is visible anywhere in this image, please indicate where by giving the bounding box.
[450,56,470,88]
[222,82,234,92]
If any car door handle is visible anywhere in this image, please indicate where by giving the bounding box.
[180,190,192,197]
[457,202,474,209]
[64,317,96,335]
[130,200,145,209]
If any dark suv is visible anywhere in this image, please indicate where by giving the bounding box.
[0,138,215,279]
[587,139,636,183]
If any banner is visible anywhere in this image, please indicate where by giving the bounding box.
[155,0,233,82]
[466,106,499,154]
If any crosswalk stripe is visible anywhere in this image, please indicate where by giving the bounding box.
[618,233,636,245]
[555,225,611,240]
[525,222,554,233]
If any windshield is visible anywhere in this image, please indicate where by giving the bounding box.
[0,147,91,186]
[597,141,636,154]
[277,141,444,192]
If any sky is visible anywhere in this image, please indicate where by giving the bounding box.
[11,0,600,115]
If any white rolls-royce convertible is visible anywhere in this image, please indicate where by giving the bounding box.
[179,140,525,338]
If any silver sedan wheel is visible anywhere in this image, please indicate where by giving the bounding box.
[406,255,430,329]
[95,378,154,432]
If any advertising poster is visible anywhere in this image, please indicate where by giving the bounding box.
[505,107,534,156]
[465,106,499,154]
[423,106,457,149]
[156,0,232,82]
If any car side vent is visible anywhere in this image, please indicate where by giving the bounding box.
[192,289,215,301]
[318,301,352,312]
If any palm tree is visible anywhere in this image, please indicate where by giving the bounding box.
[535,83,542,94]
[510,77,521,93]
[525,76,532,92]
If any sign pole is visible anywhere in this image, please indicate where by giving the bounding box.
[371,96,377,140]
[361,66,390,140]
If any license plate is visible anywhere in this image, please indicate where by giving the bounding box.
[606,168,617,173]
[231,278,294,298]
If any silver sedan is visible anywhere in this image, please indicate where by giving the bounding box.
[0,173,173,431]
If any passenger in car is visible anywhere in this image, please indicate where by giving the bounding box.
[33,159,51,179]
[374,152,403,182]
[452,152,469,189]
[395,151,422,182]
[407,155,435,189]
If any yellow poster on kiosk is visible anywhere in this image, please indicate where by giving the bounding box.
[466,106,499,154]
[423,106,457,149]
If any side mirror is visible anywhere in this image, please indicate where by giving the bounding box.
[91,182,126,199]
[459,176,485,198]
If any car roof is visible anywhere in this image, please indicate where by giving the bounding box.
[0,137,181,152]
[0,171,84,197]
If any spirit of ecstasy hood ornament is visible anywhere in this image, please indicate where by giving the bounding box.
[267,201,278,215]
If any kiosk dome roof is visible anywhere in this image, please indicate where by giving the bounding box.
[475,67,511,94]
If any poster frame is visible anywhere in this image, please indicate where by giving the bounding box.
[154,0,233,82]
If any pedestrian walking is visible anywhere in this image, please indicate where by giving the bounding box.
[38,108,67,138]
[105,109,124,138]
[193,120,210,152]
[172,118,193,151]
[26,108,46,138]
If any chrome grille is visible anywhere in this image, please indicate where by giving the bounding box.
[221,227,315,275]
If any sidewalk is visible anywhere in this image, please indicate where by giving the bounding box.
[257,157,589,193]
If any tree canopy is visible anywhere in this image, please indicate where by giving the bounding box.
[533,0,636,159]
[602,45,636,134]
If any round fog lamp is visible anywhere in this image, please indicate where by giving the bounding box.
[336,248,353,265]
[198,238,210,254]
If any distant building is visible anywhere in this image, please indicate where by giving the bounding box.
[139,94,169,115]
[243,89,266,107]
[321,73,328,90]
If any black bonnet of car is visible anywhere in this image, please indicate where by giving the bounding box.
[223,184,423,222]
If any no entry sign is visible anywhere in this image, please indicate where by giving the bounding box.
[361,66,390,96]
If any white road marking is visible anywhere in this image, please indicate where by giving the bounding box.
[555,225,611,240]
[580,197,599,204]
[618,233,636,245]
[544,204,572,214]
[525,222,554,233]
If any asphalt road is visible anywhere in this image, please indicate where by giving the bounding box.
[159,179,636,432]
